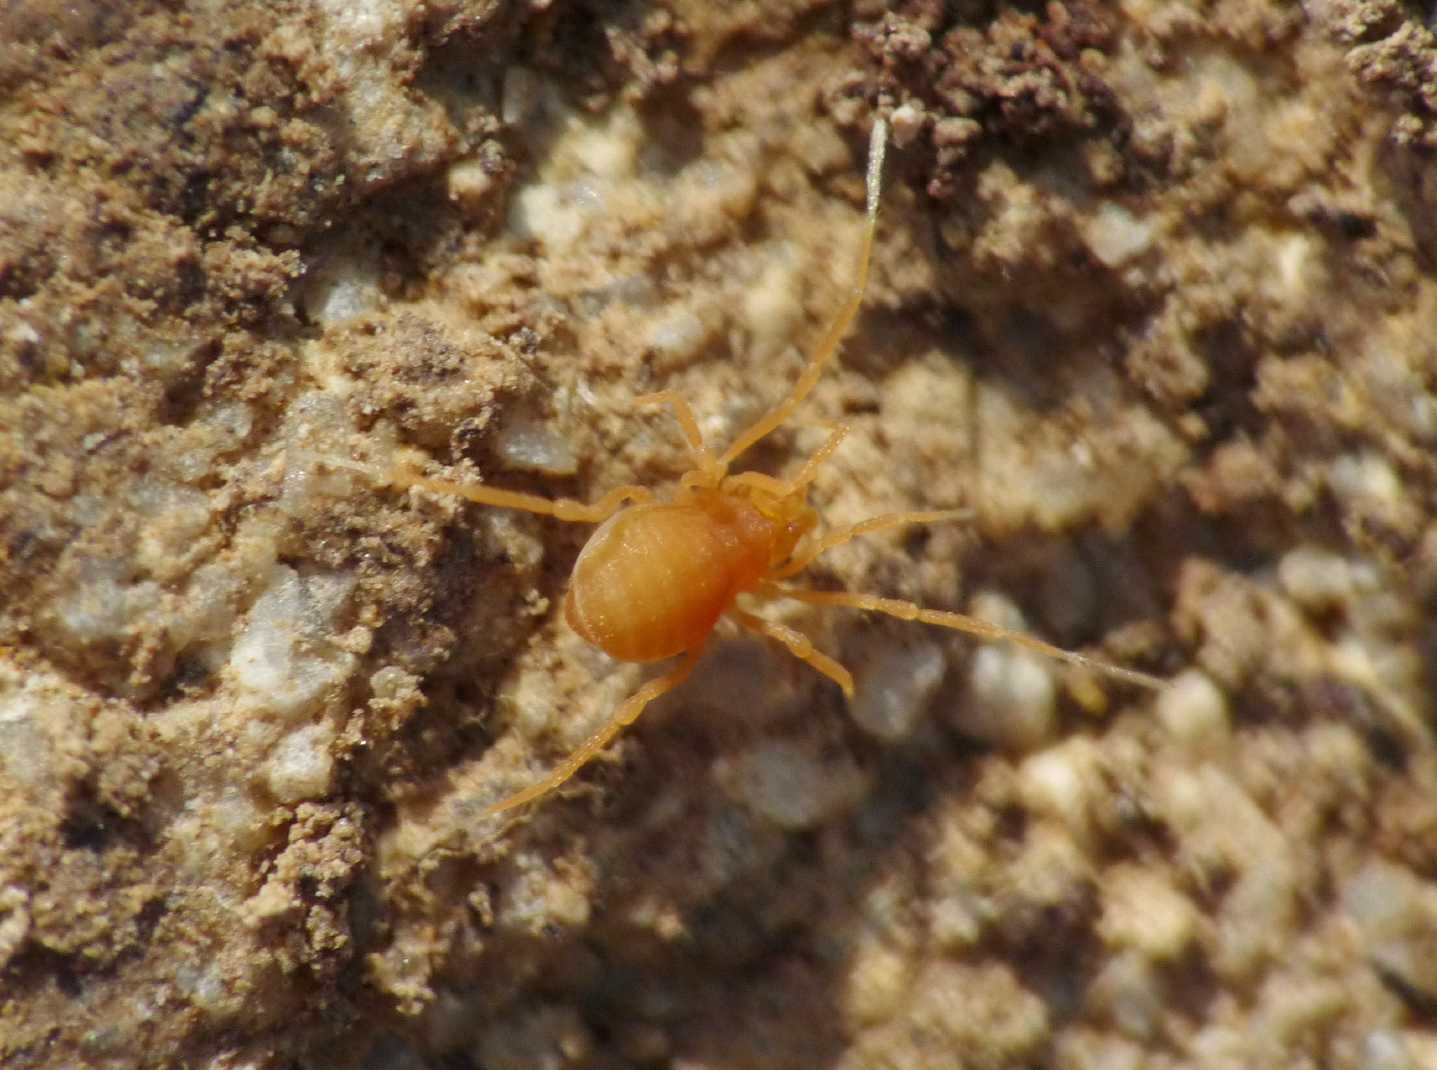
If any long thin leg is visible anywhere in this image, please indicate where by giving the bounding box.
[730,607,854,697]
[391,466,651,524]
[760,583,1166,691]
[717,119,888,470]
[785,421,852,491]
[633,390,721,481]
[295,445,653,523]
[484,647,704,814]
[772,508,973,579]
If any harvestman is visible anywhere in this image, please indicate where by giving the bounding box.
[315,119,1165,813]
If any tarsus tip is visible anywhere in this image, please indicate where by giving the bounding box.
[866,118,888,215]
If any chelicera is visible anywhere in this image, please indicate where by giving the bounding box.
[328,119,1164,814]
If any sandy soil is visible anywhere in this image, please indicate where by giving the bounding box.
[2,0,1436,1067]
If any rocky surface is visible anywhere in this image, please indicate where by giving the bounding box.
[2,0,1436,1067]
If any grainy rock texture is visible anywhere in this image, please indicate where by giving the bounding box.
[2,1,1436,1067]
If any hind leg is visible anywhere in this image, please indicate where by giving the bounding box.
[484,647,704,814]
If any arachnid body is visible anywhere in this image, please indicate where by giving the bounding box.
[330,119,1165,814]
